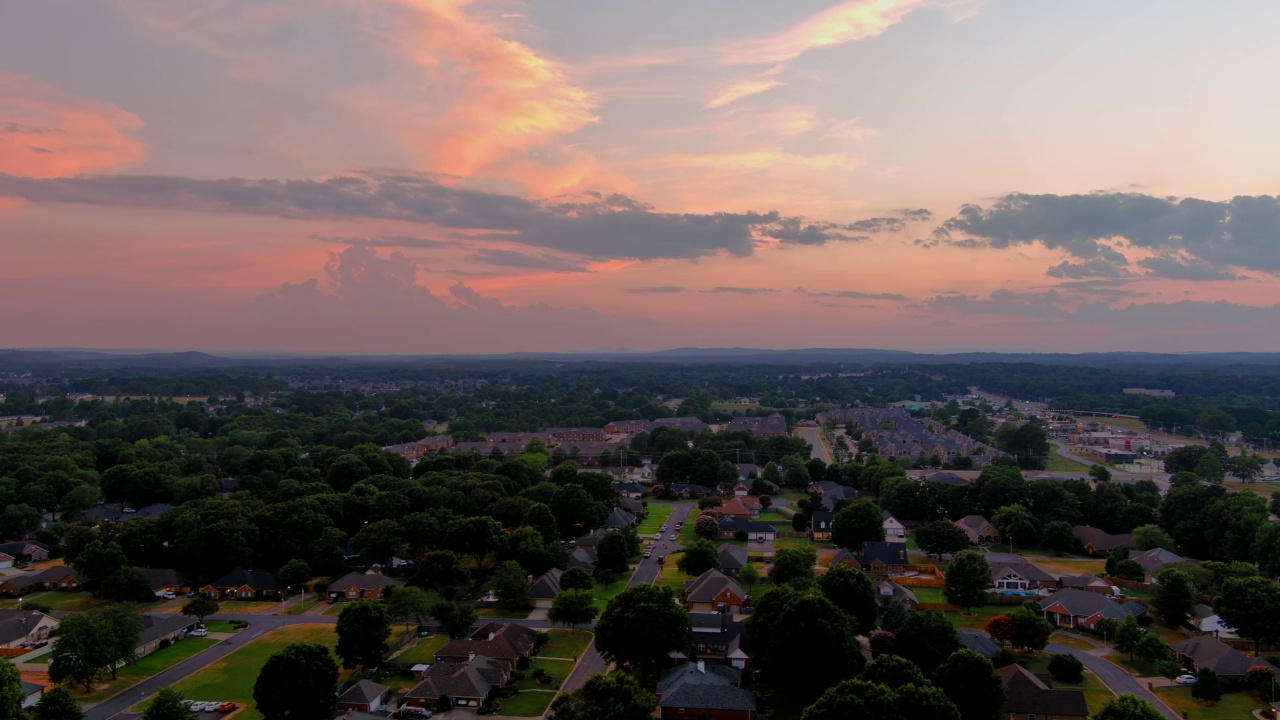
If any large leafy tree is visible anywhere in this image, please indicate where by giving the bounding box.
[431,601,477,639]
[0,658,24,720]
[181,596,219,624]
[676,538,720,577]
[1215,576,1280,654]
[49,612,116,692]
[769,546,818,588]
[944,550,991,613]
[98,603,143,679]
[915,520,972,559]
[894,609,962,675]
[594,585,688,676]
[490,560,531,610]
[1152,568,1196,626]
[748,584,864,702]
[801,678,960,720]
[548,672,655,720]
[334,599,392,669]
[594,532,632,576]
[992,504,1039,550]
[253,643,339,720]
[1007,608,1053,651]
[386,586,434,634]
[141,687,189,720]
[817,563,879,635]
[831,499,886,548]
[934,649,1006,720]
[32,686,86,720]
[548,589,599,633]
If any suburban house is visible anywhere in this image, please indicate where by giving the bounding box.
[602,507,637,528]
[0,552,12,570]
[958,631,1003,660]
[0,541,52,563]
[435,622,539,671]
[1190,604,1237,638]
[135,614,199,656]
[924,471,968,486]
[811,512,835,542]
[1072,526,1133,557]
[670,484,715,499]
[876,579,919,610]
[0,609,58,649]
[337,680,391,713]
[717,545,749,577]
[717,518,777,542]
[20,681,43,709]
[997,663,1088,720]
[831,542,910,576]
[616,482,647,500]
[1040,588,1146,630]
[328,572,404,601]
[716,497,753,519]
[404,654,509,710]
[1171,636,1277,680]
[1057,573,1116,595]
[1128,547,1183,582]
[809,481,858,511]
[200,568,281,600]
[673,613,752,669]
[724,413,787,437]
[683,570,747,614]
[989,560,1057,591]
[144,568,188,595]
[954,515,1000,545]
[528,569,562,609]
[566,546,597,572]
[882,510,907,540]
[0,565,84,597]
[546,427,610,443]
[656,661,758,720]
[732,482,751,497]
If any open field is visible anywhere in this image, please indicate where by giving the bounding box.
[76,637,219,703]
[0,591,104,612]
[591,578,628,611]
[170,624,337,720]
[1045,454,1092,473]
[540,629,593,659]
[1154,685,1266,720]
[1223,480,1274,499]
[395,634,449,665]
[498,689,557,717]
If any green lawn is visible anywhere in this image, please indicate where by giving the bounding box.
[77,638,219,703]
[1045,455,1091,473]
[396,634,449,665]
[592,579,629,611]
[2,591,103,612]
[636,506,673,534]
[202,620,241,633]
[655,565,696,595]
[498,689,557,717]
[476,605,532,619]
[512,658,573,690]
[540,629,593,659]
[1022,655,1115,715]
[1154,685,1266,720]
[285,597,323,615]
[758,510,791,524]
[170,624,337,720]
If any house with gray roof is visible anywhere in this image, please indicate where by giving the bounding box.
[656,661,758,720]
[1172,636,1278,679]
[717,544,749,576]
[998,663,1088,720]
[1128,547,1183,582]
[1040,588,1146,631]
[328,571,403,601]
[337,680,390,713]
[1073,526,1132,557]
[602,507,637,528]
[528,568,562,609]
[683,570,746,614]
[404,654,508,709]
[958,630,1003,660]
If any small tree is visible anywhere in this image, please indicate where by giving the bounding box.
[984,614,1014,645]
[739,562,760,590]
[33,685,85,720]
[1094,694,1166,720]
[386,585,434,634]
[559,567,593,592]
[915,521,972,560]
[432,601,477,639]
[1048,653,1084,683]
[869,630,896,658]
[1041,521,1076,554]
[693,513,720,541]
[677,539,721,577]
[548,671,655,720]
[548,589,598,633]
[1114,615,1144,660]
[181,596,220,624]
[1245,665,1277,700]
[334,599,392,669]
[944,550,992,613]
[1008,608,1052,651]
[880,599,909,632]
[1191,668,1223,704]
[276,558,313,591]
[142,687,189,720]
[1113,559,1145,582]
[490,560,531,610]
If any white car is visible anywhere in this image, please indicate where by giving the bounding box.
[188,627,209,637]
[668,534,676,541]
[191,702,214,712]
[1175,674,1198,685]
[156,591,176,600]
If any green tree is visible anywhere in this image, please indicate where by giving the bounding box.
[276,558,313,591]
[559,566,593,592]
[444,516,507,573]
[1094,694,1166,720]
[817,563,879,635]
[594,532,632,576]
[1129,524,1174,551]
[860,654,926,687]
[1152,568,1196,626]
[801,678,961,720]
[594,585,689,676]
[693,512,720,541]
[142,687,189,720]
[1192,668,1223,704]
[739,561,760,590]
[915,520,972,559]
[547,672,655,720]
[749,584,864,702]
[412,550,469,590]
[100,566,155,602]
[1114,615,1144,660]
[180,596,219,624]
[334,599,392,669]
[944,550,991,613]
[253,643,338,720]
[490,560,531,610]
[1007,607,1053,651]
[1195,453,1226,484]
[431,601,477,639]
[1048,653,1085,683]
[1089,464,1113,483]
[831,499,886,548]
[386,586,434,634]
[1113,558,1145,581]
[0,658,23,720]
[32,685,85,720]
[1215,576,1280,654]
[98,603,143,680]
[992,504,1039,550]
[548,589,599,633]
[769,546,818,588]
[934,649,1005,720]
[894,609,962,675]
[677,539,721,577]
[49,612,116,692]
[1041,520,1077,554]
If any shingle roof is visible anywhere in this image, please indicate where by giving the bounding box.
[716,544,749,572]
[958,630,1003,659]
[1172,636,1279,677]
[1129,547,1183,575]
[657,663,756,712]
[406,655,506,701]
[330,572,404,592]
[436,622,538,664]
[143,568,186,591]
[338,680,389,705]
[991,561,1057,585]
[0,610,52,646]
[684,570,745,604]
[1072,526,1132,552]
[602,507,637,528]
[998,664,1088,717]
[528,569,562,600]
[137,614,198,647]
[1040,588,1145,621]
[717,517,776,535]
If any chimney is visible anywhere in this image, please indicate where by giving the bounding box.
[527,574,534,585]
[899,550,905,560]
[468,651,475,662]
[696,660,706,674]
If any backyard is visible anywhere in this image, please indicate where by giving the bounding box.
[394,634,450,666]
[540,629,593,659]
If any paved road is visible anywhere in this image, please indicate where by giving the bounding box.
[1046,641,1180,720]
[797,426,833,464]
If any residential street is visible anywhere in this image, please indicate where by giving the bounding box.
[1045,639,1180,720]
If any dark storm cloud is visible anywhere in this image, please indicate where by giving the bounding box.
[1137,256,1242,281]
[932,191,1280,274]
[0,172,869,261]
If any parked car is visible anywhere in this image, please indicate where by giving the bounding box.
[398,708,433,718]
[156,591,176,600]
[180,700,196,712]
[668,534,676,541]
[1175,674,1198,685]
[643,550,652,558]
[217,702,237,713]
[653,533,661,540]
[188,627,208,637]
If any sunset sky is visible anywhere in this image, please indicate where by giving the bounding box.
[4,0,1280,354]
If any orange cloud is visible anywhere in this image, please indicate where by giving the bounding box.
[706,78,784,109]
[0,72,145,178]
[718,0,926,66]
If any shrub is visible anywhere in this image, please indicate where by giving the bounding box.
[1048,653,1084,684]
[733,530,748,542]
[158,638,172,649]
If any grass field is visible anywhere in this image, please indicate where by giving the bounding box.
[1,591,104,612]
[77,637,219,703]
[170,624,337,720]
[285,597,323,615]
[498,689,557,717]
[218,600,281,615]
[513,658,573,690]
[1224,480,1273,500]
[476,605,532,619]
[395,634,449,665]
[636,506,673,535]
[591,578,628,611]
[540,629,592,659]
[654,565,696,595]
[1045,454,1092,473]
[1154,685,1265,720]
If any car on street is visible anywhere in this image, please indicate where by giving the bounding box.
[1175,674,1198,685]
[668,534,676,541]
[217,702,237,712]
[653,533,660,540]
[659,525,667,531]
[643,550,651,558]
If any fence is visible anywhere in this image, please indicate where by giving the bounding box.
[1108,577,1153,593]
[776,531,807,539]
[895,576,945,588]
